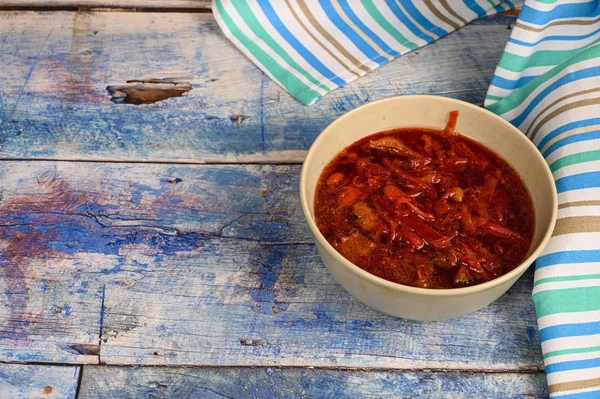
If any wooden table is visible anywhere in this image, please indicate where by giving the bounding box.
[0,3,548,398]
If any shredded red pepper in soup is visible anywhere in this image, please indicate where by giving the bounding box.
[314,111,535,289]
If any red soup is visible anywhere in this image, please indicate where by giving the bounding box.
[314,112,535,289]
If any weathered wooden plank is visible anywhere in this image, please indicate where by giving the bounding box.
[100,254,541,369]
[0,11,514,163]
[0,364,80,398]
[79,366,548,399]
[0,162,543,368]
[0,0,211,9]
[0,161,303,364]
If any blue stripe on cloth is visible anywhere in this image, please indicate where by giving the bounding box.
[537,250,600,269]
[463,0,487,17]
[509,64,600,127]
[545,356,600,374]
[319,0,388,65]
[553,390,600,399]
[256,0,347,86]
[518,2,600,25]
[384,0,435,43]
[556,171,600,193]
[543,131,600,157]
[338,0,400,58]
[401,1,448,37]
[508,27,600,48]
[540,320,600,342]
[515,75,537,88]
[489,74,537,90]
[538,117,600,150]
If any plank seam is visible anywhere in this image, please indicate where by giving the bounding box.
[0,360,544,373]
[0,361,87,366]
[79,364,547,373]
[97,284,106,365]
[0,158,305,166]
[0,6,212,12]
[74,365,84,399]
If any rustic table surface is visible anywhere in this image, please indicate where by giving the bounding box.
[0,2,548,398]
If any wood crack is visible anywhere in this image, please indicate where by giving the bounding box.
[97,284,106,363]
[2,29,53,128]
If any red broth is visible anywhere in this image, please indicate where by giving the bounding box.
[314,112,534,289]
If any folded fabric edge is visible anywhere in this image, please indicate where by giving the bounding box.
[213,0,322,105]
[213,0,515,106]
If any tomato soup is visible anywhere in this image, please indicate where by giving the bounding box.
[314,112,535,289]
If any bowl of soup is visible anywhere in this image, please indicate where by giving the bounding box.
[300,95,557,320]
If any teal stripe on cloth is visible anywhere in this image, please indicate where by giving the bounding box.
[214,0,600,396]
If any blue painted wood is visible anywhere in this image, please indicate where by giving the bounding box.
[79,366,548,399]
[0,11,514,163]
[0,11,544,394]
[0,364,80,398]
[0,162,543,368]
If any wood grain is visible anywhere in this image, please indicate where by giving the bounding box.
[0,161,543,368]
[79,366,548,399]
[0,364,80,399]
[0,11,515,163]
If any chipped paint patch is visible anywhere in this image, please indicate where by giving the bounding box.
[106,78,192,104]
[250,246,290,315]
[41,386,54,395]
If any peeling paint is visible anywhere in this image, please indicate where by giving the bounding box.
[106,78,192,104]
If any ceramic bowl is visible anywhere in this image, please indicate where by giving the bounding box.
[300,95,557,321]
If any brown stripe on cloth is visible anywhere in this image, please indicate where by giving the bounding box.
[552,216,600,237]
[529,96,600,141]
[439,0,468,26]
[550,377,600,394]
[296,0,371,74]
[517,16,600,33]
[526,87,600,141]
[283,0,363,78]
[332,0,393,60]
[541,124,600,154]
[559,200,600,209]
[283,0,361,78]
[423,0,460,30]
[395,0,439,40]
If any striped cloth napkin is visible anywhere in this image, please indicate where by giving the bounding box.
[214,1,600,397]
[213,0,516,105]
[486,2,600,397]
